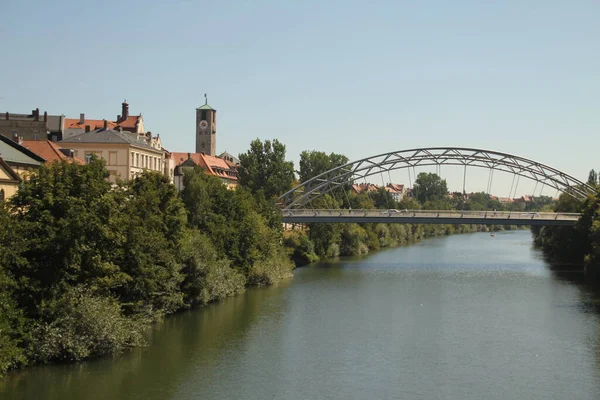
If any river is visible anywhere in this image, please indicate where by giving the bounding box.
[2,230,600,399]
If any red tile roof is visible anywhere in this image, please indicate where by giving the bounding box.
[171,152,237,181]
[116,115,141,130]
[64,118,117,130]
[21,140,85,164]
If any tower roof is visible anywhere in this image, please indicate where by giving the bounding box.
[196,104,215,111]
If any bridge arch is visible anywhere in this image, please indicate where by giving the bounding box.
[278,147,595,210]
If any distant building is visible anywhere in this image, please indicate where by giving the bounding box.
[0,108,65,141]
[218,151,240,167]
[385,183,405,201]
[171,152,238,191]
[60,124,164,183]
[0,134,44,200]
[21,140,84,165]
[195,97,217,156]
[63,100,145,140]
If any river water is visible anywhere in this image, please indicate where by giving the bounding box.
[2,230,600,399]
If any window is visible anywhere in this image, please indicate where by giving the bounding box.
[131,152,135,165]
[0,189,4,202]
[201,110,207,120]
[136,153,139,167]
[32,133,39,140]
[154,157,157,170]
[212,112,215,123]
[109,152,117,166]
[85,153,93,163]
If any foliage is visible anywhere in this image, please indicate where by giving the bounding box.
[179,229,245,306]
[298,150,349,183]
[182,167,293,281]
[115,171,188,316]
[588,169,598,186]
[238,138,295,198]
[30,286,146,363]
[283,230,319,266]
[413,173,448,204]
[7,158,125,316]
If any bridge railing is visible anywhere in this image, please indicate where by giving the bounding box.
[283,209,581,221]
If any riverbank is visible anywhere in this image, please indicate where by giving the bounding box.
[0,162,293,378]
[284,223,525,268]
[4,230,599,400]
[530,186,600,279]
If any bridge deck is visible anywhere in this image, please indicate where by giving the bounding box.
[282,210,580,226]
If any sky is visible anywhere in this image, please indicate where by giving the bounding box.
[1,0,599,197]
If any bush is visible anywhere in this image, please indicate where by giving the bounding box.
[31,287,146,363]
[284,230,319,266]
[180,230,246,306]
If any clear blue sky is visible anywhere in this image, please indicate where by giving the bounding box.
[2,0,598,196]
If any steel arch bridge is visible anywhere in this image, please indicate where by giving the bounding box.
[278,147,595,211]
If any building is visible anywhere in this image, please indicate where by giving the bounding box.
[385,183,405,201]
[63,100,145,140]
[0,157,21,202]
[0,108,66,141]
[196,97,217,156]
[218,151,240,167]
[171,152,238,191]
[0,134,45,200]
[21,140,84,164]
[60,124,164,183]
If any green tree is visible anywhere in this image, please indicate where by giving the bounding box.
[115,171,188,316]
[298,150,349,183]
[588,169,598,186]
[8,158,126,316]
[413,173,448,204]
[238,138,295,198]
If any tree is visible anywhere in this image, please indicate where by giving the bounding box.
[238,139,295,198]
[298,150,349,183]
[412,173,448,204]
[115,171,188,315]
[8,158,125,316]
[588,169,598,186]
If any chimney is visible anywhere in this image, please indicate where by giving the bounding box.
[12,132,18,142]
[44,111,48,122]
[79,113,85,124]
[4,112,8,120]
[187,152,191,160]
[85,125,91,133]
[35,108,40,121]
[103,119,108,130]
[122,100,129,120]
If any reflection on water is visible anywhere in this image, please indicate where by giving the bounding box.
[2,230,600,400]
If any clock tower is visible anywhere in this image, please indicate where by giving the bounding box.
[196,94,216,156]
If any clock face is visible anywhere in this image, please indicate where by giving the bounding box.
[199,120,208,130]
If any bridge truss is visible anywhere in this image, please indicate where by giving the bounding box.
[278,147,595,210]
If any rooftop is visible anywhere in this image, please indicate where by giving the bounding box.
[22,140,85,164]
[0,135,45,166]
[60,129,161,152]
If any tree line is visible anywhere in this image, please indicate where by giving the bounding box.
[531,169,600,277]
